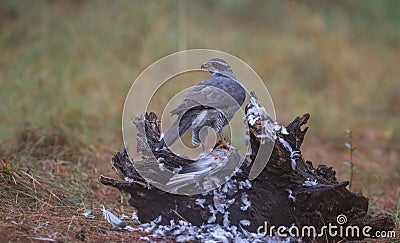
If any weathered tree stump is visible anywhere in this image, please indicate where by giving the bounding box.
[100,93,394,242]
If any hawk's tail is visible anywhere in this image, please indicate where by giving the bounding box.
[156,110,197,149]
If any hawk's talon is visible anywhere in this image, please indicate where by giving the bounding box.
[214,133,233,152]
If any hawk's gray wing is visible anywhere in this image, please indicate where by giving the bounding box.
[170,84,240,119]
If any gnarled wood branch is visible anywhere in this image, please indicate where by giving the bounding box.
[100,94,394,242]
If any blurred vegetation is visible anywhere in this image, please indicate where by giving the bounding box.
[1,0,400,149]
[0,1,399,240]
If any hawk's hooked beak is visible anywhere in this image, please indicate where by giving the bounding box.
[200,63,207,69]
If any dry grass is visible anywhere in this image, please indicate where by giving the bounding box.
[0,0,399,241]
[0,141,146,241]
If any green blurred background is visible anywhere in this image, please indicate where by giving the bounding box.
[1,0,399,195]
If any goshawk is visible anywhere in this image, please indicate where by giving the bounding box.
[157,58,246,150]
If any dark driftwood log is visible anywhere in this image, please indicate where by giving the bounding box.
[100,96,394,242]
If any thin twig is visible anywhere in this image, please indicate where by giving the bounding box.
[172,209,188,222]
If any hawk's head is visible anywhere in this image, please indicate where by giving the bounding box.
[201,58,236,80]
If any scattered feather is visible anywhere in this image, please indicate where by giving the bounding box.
[246,148,252,156]
[303,178,318,187]
[195,198,206,208]
[102,206,135,231]
[285,189,296,203]
[240,220,251,226]
[139,236,152,242]
[278,137,292,152]
[173,166,183,174]
[280,126,289,135]
[207,214,217,224]
[153,215,162,224]
[223,212,230,227]
[30,237,57,242]
[239,179,252,189]
[213,190,226,214]
[158,133,164,141]
[278,137,301,171]
[124,177,134,183]
[240,192,251,211]
[207,205,217,223]
[158,163,165,171]
[82,209,95,219]
[226,198,235,207]
[291,159,297,171]
[132,212,139,222]
[222,179,238,196]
